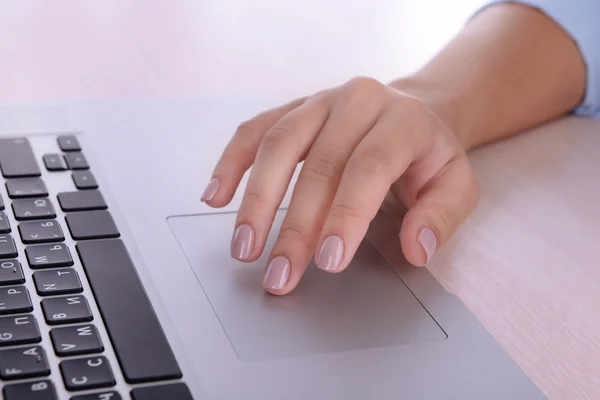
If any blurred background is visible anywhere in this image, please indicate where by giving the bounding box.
[0,0,482,104]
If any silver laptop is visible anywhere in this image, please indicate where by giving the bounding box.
[0,98,545,399]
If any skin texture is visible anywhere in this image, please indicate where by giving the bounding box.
[202,3,586,295]
[393,3,586,150]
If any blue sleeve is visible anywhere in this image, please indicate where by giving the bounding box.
[478,0,600,118]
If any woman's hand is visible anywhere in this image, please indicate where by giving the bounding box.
[201,77,479,295]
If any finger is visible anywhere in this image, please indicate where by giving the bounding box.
[262,80,386,294]
[231,95,331,262]
[201,97,304,207]
[400,155,480,266]
[315,100,431,273]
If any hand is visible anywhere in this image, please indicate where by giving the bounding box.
[202,77,480,295]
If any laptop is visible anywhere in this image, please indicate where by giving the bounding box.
[0,98,545,399]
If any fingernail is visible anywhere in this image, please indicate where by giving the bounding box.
[201,177,219,202]
[231,224,255,260]
[418,227,437,263]
[263,256,291,290]
[316,235,344,272]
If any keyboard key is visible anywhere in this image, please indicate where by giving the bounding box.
[0,345,50,380]
[34,268,82,296]
[26,243,73,269]
[65,153,89,170]
[3,380,58,400]
[131,383,193,400]
[19,220,64,244]
[12,198,56,221]
[43,154,67,171]
[0,260,25,285]
[6,178,48,199]
[58,190,107,212]
[58,135,81,152]
[42,295,92,325]
[0,138,41,178]
[60,356,115,391]
[0,212,10,233]
[0,315,41,347]
[50,324,103,356]
[77,239,182,383]
[0,286,32,315]
[66,211,119,240]
[0,194,4,210]
[72,171,98,190]
[72,391,121,400]
[0,235,18,258]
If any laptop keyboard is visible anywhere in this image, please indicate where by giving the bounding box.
[0,136,193,399]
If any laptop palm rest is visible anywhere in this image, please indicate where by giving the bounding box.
[168,210,446,362]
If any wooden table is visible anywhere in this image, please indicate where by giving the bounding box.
[2,1,598,398]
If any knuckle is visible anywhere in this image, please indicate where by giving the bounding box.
[302,153,342,184]
[347,146,392,177]
[235,120,259,137]
[311,89,332,102]
[329,203,361,223]
[234,118,272,149]
[259,125,292,153]
[391,95,429,125]
[268,123,294,139]
[345,76,383,94]
[243,190,268,208]
[279,218,312,244]
[338,77,387,112]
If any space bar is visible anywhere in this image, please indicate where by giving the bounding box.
[77,239,182,383]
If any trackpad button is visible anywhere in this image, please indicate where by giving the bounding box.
[168,211,445,361]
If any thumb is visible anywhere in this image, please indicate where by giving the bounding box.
[399,155,480,266]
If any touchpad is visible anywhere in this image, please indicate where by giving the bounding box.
[168,211,445,361]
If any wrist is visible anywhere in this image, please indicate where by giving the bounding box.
[390,76,480,151]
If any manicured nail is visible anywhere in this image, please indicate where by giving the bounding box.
[231,224,255,260]
[201,177,219,202]
[418,227,437,263]
[263,256,291,290]
[316,235,344,272]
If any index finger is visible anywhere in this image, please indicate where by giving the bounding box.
[201,97,305,207]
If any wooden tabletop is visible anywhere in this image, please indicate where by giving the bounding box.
[2,1,598,398]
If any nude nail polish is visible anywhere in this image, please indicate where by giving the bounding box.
[263,256,291,290]
[201,177,219,202]
[316,235,344,272]
[418,227,437,263]
[231,224,254,261]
